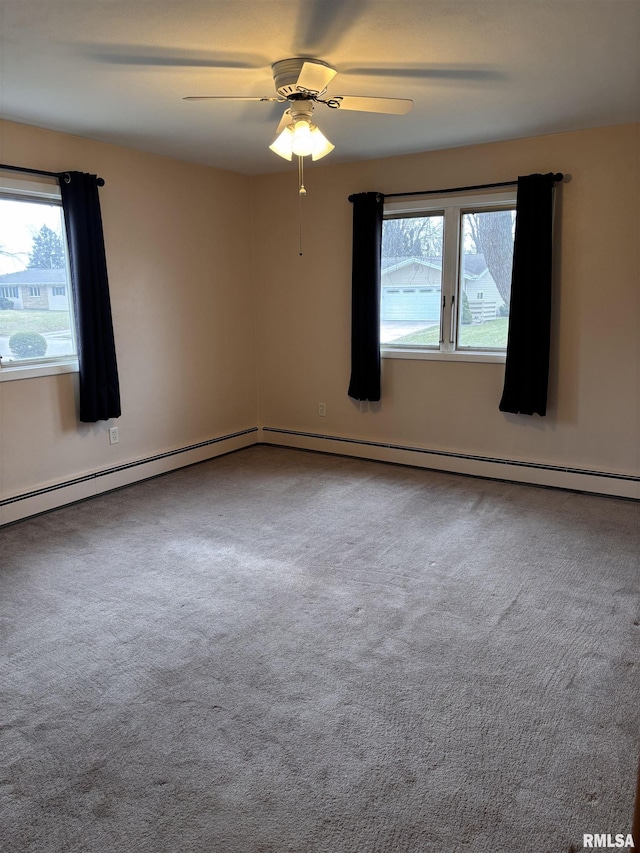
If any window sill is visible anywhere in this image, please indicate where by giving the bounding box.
[381,347,506,364]
[0,358,79,382]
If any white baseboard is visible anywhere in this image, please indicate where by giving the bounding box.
[0,427,259,526]
[259,427,640,501]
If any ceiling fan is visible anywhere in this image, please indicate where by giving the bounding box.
[183,57,413,162]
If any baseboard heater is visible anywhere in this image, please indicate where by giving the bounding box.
[261,427,640,500]
[0,427,258,524]
[2,424,638,525]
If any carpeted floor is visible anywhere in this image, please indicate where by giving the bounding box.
[1,445,638,852]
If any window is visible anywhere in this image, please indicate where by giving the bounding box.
[0,172,77,376]
[381,189,516,362]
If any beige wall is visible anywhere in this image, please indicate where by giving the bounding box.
[252,124,640,478]
[1,120,638,510]
[0,120,257,501]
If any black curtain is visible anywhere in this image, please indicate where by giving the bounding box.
[348,192,384,401]
[499,173,557,416]
[59,171,121,423]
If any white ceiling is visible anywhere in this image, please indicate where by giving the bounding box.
[1,0,639,175]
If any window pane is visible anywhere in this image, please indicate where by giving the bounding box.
[381,214,444,346]
[0,198,75,363]
[457,209,515,350]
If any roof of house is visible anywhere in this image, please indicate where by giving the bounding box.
[382,255,489,280]
[0,268,67,284]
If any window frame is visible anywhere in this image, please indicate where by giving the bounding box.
[381,188,517,364]
[0,172,78,382]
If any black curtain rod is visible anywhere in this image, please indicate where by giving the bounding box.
[0,163,105,186]
[349,173,563,202]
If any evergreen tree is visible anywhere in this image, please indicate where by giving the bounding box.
[27,225,65,269]
[461,291,473,324]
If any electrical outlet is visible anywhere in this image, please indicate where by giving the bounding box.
[109,427,119,445]
[318,403,326,417]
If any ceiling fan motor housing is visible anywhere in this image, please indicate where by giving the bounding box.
[272,57,332,97]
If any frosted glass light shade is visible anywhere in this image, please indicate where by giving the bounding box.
[269,126,294,160]
[310,127,334,160]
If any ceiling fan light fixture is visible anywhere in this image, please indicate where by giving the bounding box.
[269,119,334,162]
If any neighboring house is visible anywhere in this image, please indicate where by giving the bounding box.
[381,255,505,323]
[0,268,69,311]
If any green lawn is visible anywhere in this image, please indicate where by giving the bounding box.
[0,310,71,336]
[390,317,509,348]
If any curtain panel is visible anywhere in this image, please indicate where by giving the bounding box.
[60,171,121,423]
[348,191,384,401]
[499,172,557,416]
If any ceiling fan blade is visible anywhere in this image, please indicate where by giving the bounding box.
[84,45,270,70]
[275,109,292,134]
[183,96,283,102]
[339,64,505,82]
[296,60,337,94]
[333,96,413,115]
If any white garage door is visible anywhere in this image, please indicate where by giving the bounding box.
[381,287,440,321]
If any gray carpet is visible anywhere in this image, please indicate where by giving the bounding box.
[1,445,638,852]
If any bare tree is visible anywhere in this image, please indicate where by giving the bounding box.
[466,211,515,308]
[382,215,443,260]
[0,247,22,262]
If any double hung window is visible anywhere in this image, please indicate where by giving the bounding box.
[381,189,516,362]
[0,171,77,376]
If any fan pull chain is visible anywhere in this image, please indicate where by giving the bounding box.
[298,155,306,256]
